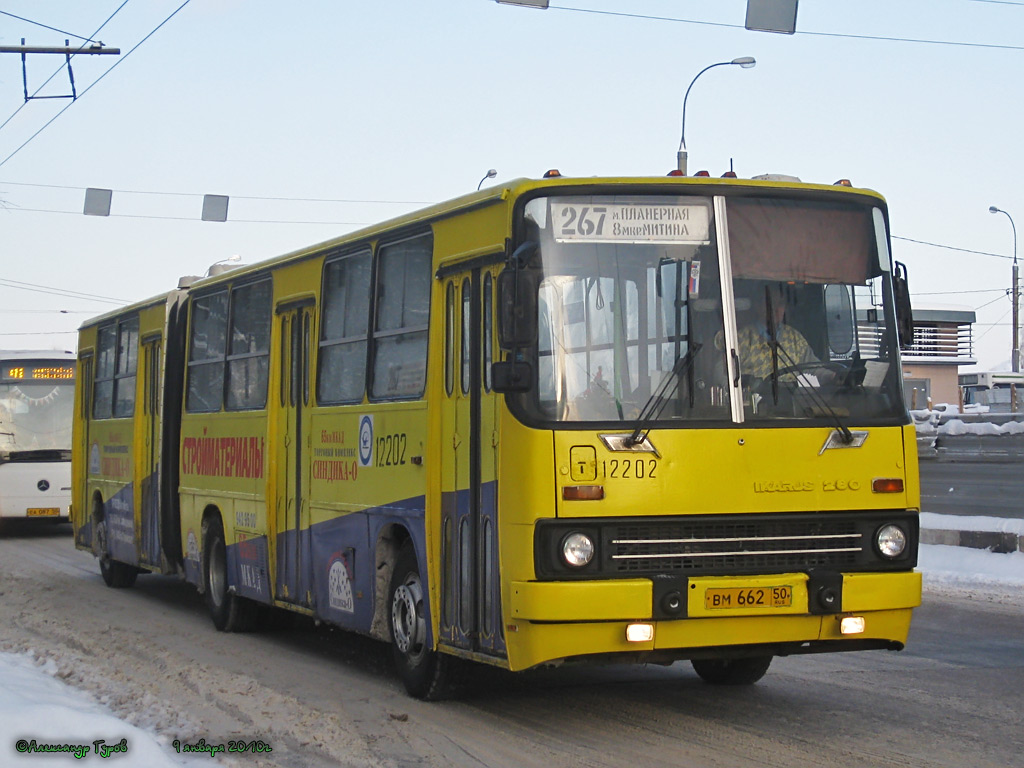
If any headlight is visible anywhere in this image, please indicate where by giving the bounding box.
[561,532,595,567]
[875,524,907,559]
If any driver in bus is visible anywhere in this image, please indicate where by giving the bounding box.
[722,281,834,386]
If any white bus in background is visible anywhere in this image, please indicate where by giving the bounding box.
[958,370,1024,413]
[0,351,76,533]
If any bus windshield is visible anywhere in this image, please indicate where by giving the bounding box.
[0,360,75,456]
[515,193,906,427]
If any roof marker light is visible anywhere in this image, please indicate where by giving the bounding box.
[667,169,684,176]
[722,171,738,178]
[543,169,562,178]
[834,178,852,186]
[694,170,710,177]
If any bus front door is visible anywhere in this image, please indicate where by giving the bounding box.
[275,303,314,607]
[139,336,161,566]
[439,266,505,658]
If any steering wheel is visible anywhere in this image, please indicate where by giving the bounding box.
[773,361,850,379]
[752,361,852,397]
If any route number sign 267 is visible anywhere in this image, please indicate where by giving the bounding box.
[550,201,711,245]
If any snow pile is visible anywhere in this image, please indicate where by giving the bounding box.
[0,653,204,767]
[921,512,1024,536]
[920,544,1024,592]
[911,409,1024,436]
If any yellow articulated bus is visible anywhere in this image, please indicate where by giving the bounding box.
[72,174,921,699]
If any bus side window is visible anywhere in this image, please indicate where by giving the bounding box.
[444,281,455,396]
[225,279,272,411]
[187,291,229,413]
[113,317,139,418]
[371,233,432,400]
[93,325,116,419]
[318,251,371,405]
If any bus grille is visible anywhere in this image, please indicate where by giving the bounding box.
[606,518,862,574]
[535,512,918,579]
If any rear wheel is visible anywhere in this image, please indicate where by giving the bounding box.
[389,542,450,700]
[203,516,257,632]
[691,656,773,686]
[94,513,138,589]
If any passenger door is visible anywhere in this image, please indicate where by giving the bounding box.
[275,302,314,606]
[439,264,505,658]
[139,336,162,566]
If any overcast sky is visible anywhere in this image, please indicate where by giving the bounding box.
[0,0,1021,369]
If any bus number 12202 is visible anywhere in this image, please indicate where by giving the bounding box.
[601,458,657,479]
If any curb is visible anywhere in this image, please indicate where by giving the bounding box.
[920,527,1023,554]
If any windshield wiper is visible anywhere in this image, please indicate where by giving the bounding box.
[628,343,702,446]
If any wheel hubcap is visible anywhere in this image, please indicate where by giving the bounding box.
[392,575,425,658]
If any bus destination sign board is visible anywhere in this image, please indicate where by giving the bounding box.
[2,364,75,382]
[551,201,711,245]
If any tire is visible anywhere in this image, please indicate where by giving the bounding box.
[389,542,450,700]
[691,655,773,686]
[203,515,257,632]
[94,516,138,589]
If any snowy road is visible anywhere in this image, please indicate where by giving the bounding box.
[1,527,1022,768]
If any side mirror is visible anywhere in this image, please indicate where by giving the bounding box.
[491,361,532,393]
[894,261,914,350]
[497,268,537,348]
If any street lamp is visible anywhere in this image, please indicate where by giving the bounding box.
[677,57,755,175]
[478,169,497,190]
[989,205,1019,373]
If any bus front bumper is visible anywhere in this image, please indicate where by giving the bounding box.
[504,570,921,671]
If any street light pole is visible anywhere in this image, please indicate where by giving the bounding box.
[989,206,1019,373]
[677,57,755,175]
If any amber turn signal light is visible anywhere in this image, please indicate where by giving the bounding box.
[562,485,605,501]
[871,478,904,493]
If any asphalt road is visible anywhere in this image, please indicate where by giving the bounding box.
[0,528,1021,768]
[919,459,1024,520]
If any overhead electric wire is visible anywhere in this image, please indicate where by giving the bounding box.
[0,278,126,304]
[892,235,1011,260]
[0,179,431,205]
[0,0,193,171]
[5,205,369,226]
[975,308,1011,340]
[0,1,132,136]
[547,4,1024,51]
[0,11,104,43]
[914,288,1005,296]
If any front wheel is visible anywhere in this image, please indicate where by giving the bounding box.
[95,516,138,588]
[691,656,773,685]
[389,542,450,700]
[203,516,257,632]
